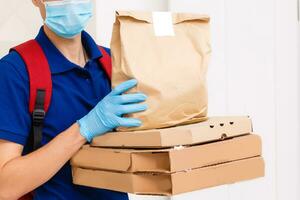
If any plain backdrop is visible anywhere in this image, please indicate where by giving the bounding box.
[0,1,299,200]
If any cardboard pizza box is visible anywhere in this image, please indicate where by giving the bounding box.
[91,116,253,148]
[72,134,261,173]
[72,157,265,196]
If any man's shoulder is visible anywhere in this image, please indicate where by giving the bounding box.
[0,50,29,82]
[0,49,31,146]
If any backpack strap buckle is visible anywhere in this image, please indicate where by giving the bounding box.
[32,109,45,126]
[31,89,46,150]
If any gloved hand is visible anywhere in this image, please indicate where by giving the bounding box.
[77,79,148,142]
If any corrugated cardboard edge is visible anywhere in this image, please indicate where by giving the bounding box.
[72,134,261,173]
[183,116,253,146]
[92,129,165,148]
[170,156,265,195]
[72,157,265,196]
[168,134,261,172]
[72,167,136,193]
[71,146,133,171]
[91,116,253,148]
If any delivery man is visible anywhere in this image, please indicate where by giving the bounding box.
[0,0,148,199]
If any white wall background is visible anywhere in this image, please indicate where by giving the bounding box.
[0,0,97,56]
[0,0,299,200]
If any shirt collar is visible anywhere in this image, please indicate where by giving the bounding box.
[35,26,103,74]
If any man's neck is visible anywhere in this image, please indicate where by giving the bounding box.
[43,25,87,68]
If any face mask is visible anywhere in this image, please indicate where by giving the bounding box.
[44,0,93,39]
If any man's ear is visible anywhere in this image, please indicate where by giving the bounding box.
[31,0,46,20]
[32,0,41,7]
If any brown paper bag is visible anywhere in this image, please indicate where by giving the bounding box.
[111,11,211,131]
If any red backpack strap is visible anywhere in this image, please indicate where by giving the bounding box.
[98,46,112,80]
[10,40,52,150]
[11,40,52,114]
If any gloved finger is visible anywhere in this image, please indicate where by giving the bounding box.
[118,104,148,115]
[114,93,148,104]
[117,117,142,127]
[111,79,138,96]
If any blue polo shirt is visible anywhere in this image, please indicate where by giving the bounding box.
[0,27,129,200]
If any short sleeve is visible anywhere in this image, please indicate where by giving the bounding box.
[0,52,31,145]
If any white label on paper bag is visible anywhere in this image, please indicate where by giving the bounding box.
[152,12,175,36]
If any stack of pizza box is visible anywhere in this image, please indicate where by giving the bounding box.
[71,116,264,196]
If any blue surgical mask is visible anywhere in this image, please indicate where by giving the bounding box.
[44,0,93,39]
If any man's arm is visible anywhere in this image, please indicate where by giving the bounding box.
[0,79,148,200]
[0,123,85,200]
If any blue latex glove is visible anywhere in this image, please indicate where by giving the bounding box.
[77,79,148,142]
